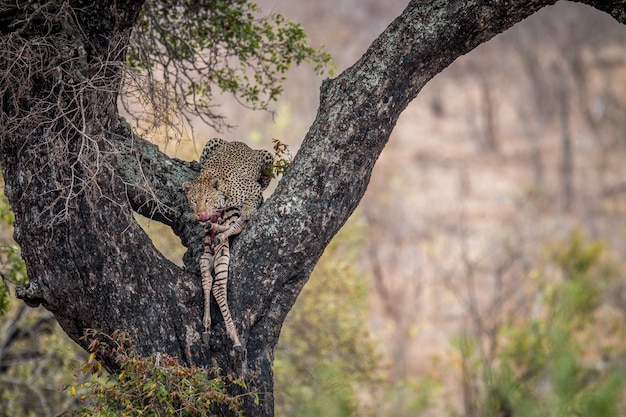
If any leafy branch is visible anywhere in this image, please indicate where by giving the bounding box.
[124,0,334,134]
[64,329,257,416]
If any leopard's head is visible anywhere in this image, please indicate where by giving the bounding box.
[183,178,226,222]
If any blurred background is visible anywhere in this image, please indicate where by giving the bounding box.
[2,1,626,416]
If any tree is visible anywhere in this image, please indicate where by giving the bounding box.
[273,215,382,417]
[1,1,625,416]
[454,231,626,417]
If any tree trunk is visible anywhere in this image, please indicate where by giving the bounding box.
[1,1,625,416]
[559,73,574,212]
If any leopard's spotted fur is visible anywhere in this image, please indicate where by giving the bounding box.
[183,138,274,224]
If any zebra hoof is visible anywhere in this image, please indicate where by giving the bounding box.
[202,331,210,343]
[233,344,244,353]
[214,235,222,245]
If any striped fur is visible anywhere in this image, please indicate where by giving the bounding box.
[200,205,245,352]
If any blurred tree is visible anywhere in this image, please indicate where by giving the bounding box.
[455,231,626,417]
[1,1,626,416]
[363,207,426,382]
[0,303,87,417]
[274,215,382,417]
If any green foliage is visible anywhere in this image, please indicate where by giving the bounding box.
[0,174,27,316]
[0,304,86,417]
[0,245,23,315]
[550,229,607,317]
[127,0,334,130]
[63,329,253,417]
[373,374,441,417]
[274,214,383,417]
[552,230,604,279]
[0,184,14,226]
[461,231,626,417]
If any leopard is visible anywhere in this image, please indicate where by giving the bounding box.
[183,138,274,243]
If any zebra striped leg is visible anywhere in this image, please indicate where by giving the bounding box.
[214,218,247,245]
[199,237,215,343]
[212,243,243,352]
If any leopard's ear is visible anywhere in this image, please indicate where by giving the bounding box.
[182,182,192,192]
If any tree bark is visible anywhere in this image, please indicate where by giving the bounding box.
[1,0,625,416]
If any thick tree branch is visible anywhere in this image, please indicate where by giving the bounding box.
[577,0,626,22]
[227,0,560,351]
[110,117,205,270]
